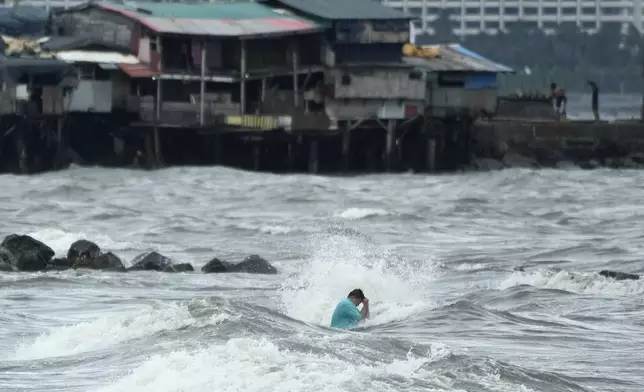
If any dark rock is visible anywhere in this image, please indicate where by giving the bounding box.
[67,240,101,268]
[555,160,577,169]
[0,247,16,271]
[164,263,194,273]
[513,266,525,272]
[201,257,232,273]
[93,252,126,272]
[599,270,639,281]
[578,159,600,170]
[1,234,54,271]
[128,251,173,271]
[47,257,72,270]
[227,255,278,274]
[501,151,539,169]
[474,158,504,171]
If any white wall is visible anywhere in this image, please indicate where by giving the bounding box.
[65,80,113,112]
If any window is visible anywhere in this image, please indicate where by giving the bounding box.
[466,20,480,29]
[486,21,500,29]
[504,7,519,15]
[485,7,499,15]
[561,7,576,16]
[601,7,622,15]
[582,7,596,15]
[543,7,557,15]
[523,7,538,15]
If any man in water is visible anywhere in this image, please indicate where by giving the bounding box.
[330,288,370,329]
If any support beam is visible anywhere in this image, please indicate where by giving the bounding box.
[240,40,247,115]
[253,143,260,171]
[213,132,221,165]
[199,39,207,125]
[153,127,162,167]
[308,139,318,174]
[261,78,267,106]
[287,141,294,170]
[427,138,436,172]
[291,39,299,107]
[341,122,350,172]
[385,119,396,172]
[155,37,163,122]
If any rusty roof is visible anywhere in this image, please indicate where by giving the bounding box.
[98,2,328,38]
[403,44,515,73]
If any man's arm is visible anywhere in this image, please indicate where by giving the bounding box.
[360,298,370,320]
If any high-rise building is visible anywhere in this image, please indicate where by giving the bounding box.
[382,0,643,36]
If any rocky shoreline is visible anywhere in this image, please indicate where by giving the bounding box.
[468,148,644,172]
[0,234,278,274]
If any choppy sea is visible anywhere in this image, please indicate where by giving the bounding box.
[1,165,643,392]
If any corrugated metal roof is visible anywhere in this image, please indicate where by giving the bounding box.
[403,44,515,73]
[262,0,411,20]
[118,62,159,78]
[98,2,327,37]
[54,50,140,64]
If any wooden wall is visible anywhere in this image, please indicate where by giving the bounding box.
[328,68,424,100]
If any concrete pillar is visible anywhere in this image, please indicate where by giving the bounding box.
[308,139,318,173]
[427,138,436,172]
[287,141,294,170]
[253,143,260,171]
[213,132,221,165]
[341,124,350,172]
[153,127,162,167]
[385,119,396,171]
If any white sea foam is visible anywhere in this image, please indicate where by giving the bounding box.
[497,268,644,296]
[278,234,440,327]
[12,302,230,361]
[335,207,390,220]
[93,337,445,392]
[25,228,137,258]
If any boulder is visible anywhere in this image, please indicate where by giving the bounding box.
[0,248,15,271]
[164,263,194,273]
[473,158,504,171]
[201,257,232,273]
[128,251,173,271]
[227,255,278,274]
[47,257,72,270]
[93,252,126,272]
[501,151,539,169]
[599,270,639,281]
[67,240,101,267]
[1,234,54,271]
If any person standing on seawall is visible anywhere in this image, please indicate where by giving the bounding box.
[330,288,370,329]
[550,82,567,120]
[588,80,600,122]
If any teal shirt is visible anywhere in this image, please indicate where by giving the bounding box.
[330,298,362,329]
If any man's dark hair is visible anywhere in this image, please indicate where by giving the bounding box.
[348,289,364,300]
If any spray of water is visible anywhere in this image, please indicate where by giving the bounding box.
[278,231,440,327]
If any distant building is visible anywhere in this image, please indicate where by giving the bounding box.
[382,0,644,37]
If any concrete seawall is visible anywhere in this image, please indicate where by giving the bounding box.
[469,119,644,170]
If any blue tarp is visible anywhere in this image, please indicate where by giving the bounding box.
[0,6,50,36]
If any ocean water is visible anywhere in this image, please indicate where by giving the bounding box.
[1,166,643,392]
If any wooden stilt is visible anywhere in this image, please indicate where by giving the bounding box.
[153,127,163,167]
[385,119,396,171]
[341,123,351,172]
[253,143,260,171]
[308,139,318,173]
